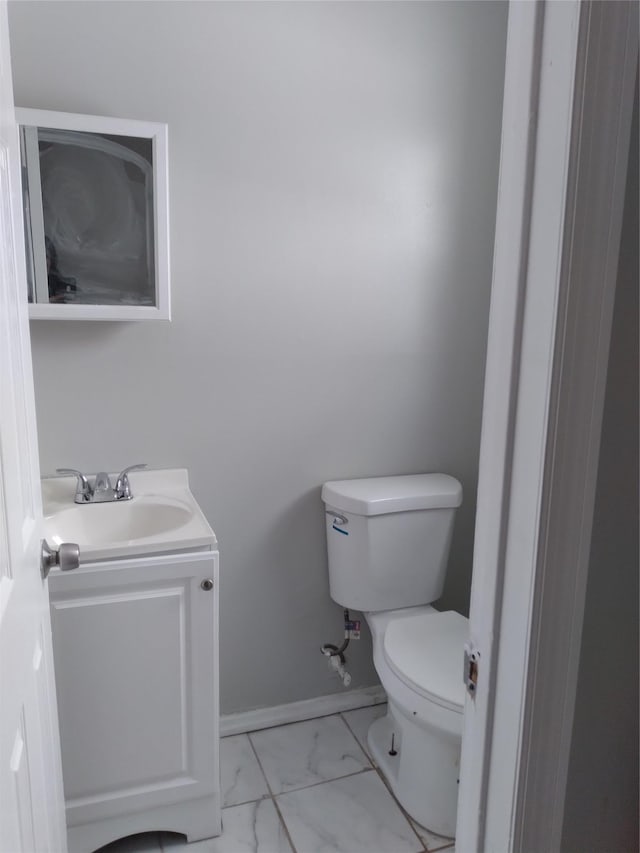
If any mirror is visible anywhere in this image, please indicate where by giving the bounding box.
[16,109,170,321]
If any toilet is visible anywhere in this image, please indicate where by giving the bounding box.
[321,473,467,838]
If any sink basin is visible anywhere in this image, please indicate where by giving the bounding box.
[45,496,193,548]
[41,468,216,561]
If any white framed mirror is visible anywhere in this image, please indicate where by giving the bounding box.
[16,108,170,321]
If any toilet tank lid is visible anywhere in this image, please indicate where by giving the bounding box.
[321,473,462,516]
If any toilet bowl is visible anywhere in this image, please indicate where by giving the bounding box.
[366,606,467,837]
[321,473,466,837]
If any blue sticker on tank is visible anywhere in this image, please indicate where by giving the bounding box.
[332,524,349,535]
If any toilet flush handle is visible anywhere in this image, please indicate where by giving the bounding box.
[326,510,348,527]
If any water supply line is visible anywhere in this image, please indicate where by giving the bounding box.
[321,609,355,687]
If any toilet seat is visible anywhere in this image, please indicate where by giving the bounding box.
[383,610,468,712]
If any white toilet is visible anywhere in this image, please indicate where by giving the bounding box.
[321,473,467,838]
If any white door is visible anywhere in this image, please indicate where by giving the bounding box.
[0,3,67,851]
[456,1,638,851]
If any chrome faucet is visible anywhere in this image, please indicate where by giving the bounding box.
[56,464,147,504]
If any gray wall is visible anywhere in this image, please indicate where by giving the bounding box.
[561,75,639,852]
[9,1,507,714]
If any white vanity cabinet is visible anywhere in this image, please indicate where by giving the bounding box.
[48,549,220,853]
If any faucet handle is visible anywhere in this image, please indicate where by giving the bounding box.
[56,468,92,503]
[115,464,147,500]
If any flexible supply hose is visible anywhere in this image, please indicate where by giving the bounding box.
[320,609,351,664]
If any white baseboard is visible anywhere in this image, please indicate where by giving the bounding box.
[220,685,387,737]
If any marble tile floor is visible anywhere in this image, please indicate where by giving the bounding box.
[96,705,455,853]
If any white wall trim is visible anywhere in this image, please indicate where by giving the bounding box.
[220,686,386,737]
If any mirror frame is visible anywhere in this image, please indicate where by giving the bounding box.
[16,108,170,321]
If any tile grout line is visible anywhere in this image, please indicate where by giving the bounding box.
[334,710,375,767]
[269,795,299,853]
[339,707,454,851]
[260,764,378,797]
[339,703,453,852]
[371,762,453,852]
[221,792,271,809]
[371,762,429,852]
[339,711,375,765]
[247,715,375,797]
[218,732,271,809]
[223,701,389,738]
[341,707,428,851]
[246,731,299,853]
[252,753,428,853]
[247,709,431,852]
[246,709,429,852]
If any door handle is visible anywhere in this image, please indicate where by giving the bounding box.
[41,539,80,580]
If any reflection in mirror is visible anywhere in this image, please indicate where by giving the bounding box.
[22,129,155,306]
[16,109,170,321]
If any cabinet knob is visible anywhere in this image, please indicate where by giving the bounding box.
[200,579,214,591]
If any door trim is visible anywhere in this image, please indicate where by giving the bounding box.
[456,2,638,850]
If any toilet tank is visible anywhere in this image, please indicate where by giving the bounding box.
[322,474,462,612]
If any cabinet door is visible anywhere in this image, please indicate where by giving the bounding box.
[48,551,218,826]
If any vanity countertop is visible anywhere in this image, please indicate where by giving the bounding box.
[42,468,216,562]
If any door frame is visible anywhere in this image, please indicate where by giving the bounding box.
[456,2,638,851]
